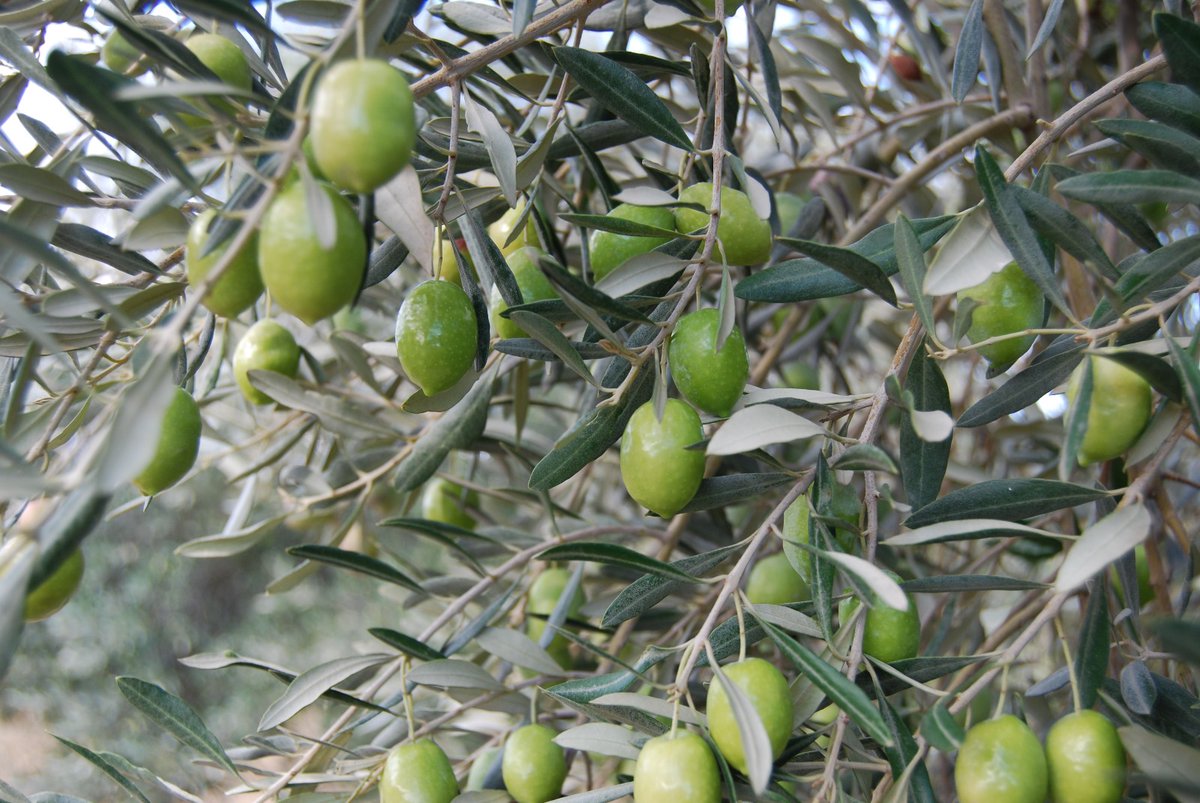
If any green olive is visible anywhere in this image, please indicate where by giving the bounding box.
[619,399,705,518]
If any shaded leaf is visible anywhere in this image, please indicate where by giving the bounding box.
[900,342,952,511]
[538,542,703,584]
[777,236,898,306]
[52,736,151,803]
[904,479,1107,528]
[602,543,742,628]
[286,545,424,594]
[116,677,238,776]
[368,628,447,663]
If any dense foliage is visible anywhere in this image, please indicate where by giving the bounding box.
[0,0,1198,799]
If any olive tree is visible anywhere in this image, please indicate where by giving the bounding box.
[1,0,1198,799]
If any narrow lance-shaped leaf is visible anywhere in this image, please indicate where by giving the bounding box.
[1074,581,1110,709]
[1056,504,1152,594]
[893,215,937,341]
[538,542,704,584]
[974,146,1071,319]
[951,0,985,101]
[753,613,892,747]
[553,47,693,151]
[777,236,898,307]
[904,478,1108,528]
[115,677,239,777]
[900,342,952,512]
[286,545,424,594]
[257,654,392,732]
[710,661,773,794]
[52,735,152,803]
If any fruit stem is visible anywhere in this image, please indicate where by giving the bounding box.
[400,657,416,739]
[733,591,746,663]
[1055,617,1083,713]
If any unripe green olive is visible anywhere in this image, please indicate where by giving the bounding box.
[633,729,720,803]
[619,399,705,518]
[705,657,794,775]
[954,715,1048,803]
[502,724,567,803]
[1066,355,1153,465]
[668,308,749,418]
[380,738,458,803]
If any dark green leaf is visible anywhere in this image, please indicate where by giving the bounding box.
[1121,660,1157,715]
[554,47,692,151]
[393,373,493,491]
[951,0,985,101]
[957,342,1085,427]
[1059,354,1091,478]
[1011,186,1119,280]
[115,677,239,776]
[830,443,898,473]
[287,545,424,594]
[777,236,898,306]
[548,649,670,704]
[900,342,952,511]
[45,53,196,191]
[1101,350,1183,403]
[894,215,937,338]
[904,478,1108,528]
[52,223,161,277]
[1046,163,1162,253]
[537,542,704,584]
[1155,11,1200,93]
[601,543,742,628]
[1125,81,1200,139]
[679,473,796,513]
[53,736,151,803]
[754,614,892,747]
[1074,583,1110,709]
[493,338,614,362]
[1165,334,1200,445]
[505,311,598,387]
[561,212,680,239]
[1149,617,1200,665]
[1096,118,1200,176]
[1102,235,1200,320]
[537,255,653,324]
[1056,169,1200,206]
[172,0,274,35]
[901,575,1047,593]
[921,702,965,752]
[746,14,782,124]
[975,146,1071,318]
[369,628,446,662]
[736,216,956,302]
[878,691,937,803]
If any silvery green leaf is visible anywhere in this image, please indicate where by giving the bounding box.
[376,166,435,276]
[822,553,907,610]
[91,346,176,493]
[612,187,677,206]
[923,205,1013,296]
[553,722,643,760]
[707,405,826,456]
[464,92,518,206]
[174,516,286,559]
[593,692,706,726]
[0,535,35,683]
[475,627,564,676]
[1119,725,1200,801]
[408,658,504,690]
[1056,504,1152,594]
[886,519,1053,547]
[594,252,688,298]
[257,654,392,732]
[743,603,821,638]
[116,676,239,776]
[710,661,773,794]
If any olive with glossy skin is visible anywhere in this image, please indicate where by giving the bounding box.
[526,567,585,669]
[24,549,84,622]
[1045,710,1126,803]
[588,204,675,281]
[380,738,458,803]
[489,206,539,256]
[491,247,557,339]
[957,262,1043,371]
[841,580,920,664]
[705,657,794,774]
[620,399,705,517]
[745,552,809,604]
[502,724,567,803]
[134,386,202,496]
[954,715,1048,803]
[1066,355,1153,465]
[186,210,263,318]
[668,308,749,417]
[395,280,477,396]
[234,319,301,405]
[633,730,720,803]
[421,477,478,530]
[186,33,251,89]
[310,59,416,193]
[674,183,771,266]
[258,180,366,325]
